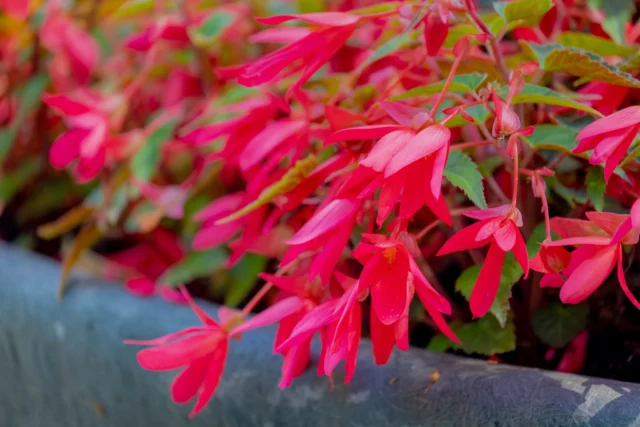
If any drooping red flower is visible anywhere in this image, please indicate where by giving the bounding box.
[437,205,529,318]
[544,211,640,309]
[573,107,640,181]
[127,289,305,417]
[422,2,451,57]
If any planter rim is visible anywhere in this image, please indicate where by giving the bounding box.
[1,244,639,427]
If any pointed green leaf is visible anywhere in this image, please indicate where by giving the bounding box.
[0,158,43,202]
[226,254,269,307]
[444,151,487,209]
[159,248,228,287]
[493,0,553,25]
[188,11,236,47]
[557,32,636,57]
[131,120,177,181]
[428,316,516,355]
[586,167,606,211]
[112,0,153,19]
[521,125,579,153]
[498,84,603,117]
[587,0,635,45]
[532,302,588,348]
[521,41,640,87]
[392,73,487,100]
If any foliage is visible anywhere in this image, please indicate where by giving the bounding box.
[2,0,640,415]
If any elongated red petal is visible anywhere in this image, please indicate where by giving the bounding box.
[610,217,633,245]
[575,106,640,141]
[308,219,354,284]
[43,94,92,116]
[603,126,636,181]
[240,120,306,171]
[512,228,529,278]
[181,287,219,327]
[324,125,407,146]
[230,296,305,336]
[540,273,565,288]
[617,245,640,310]
[256,12,359,27]
[49,129,85,169]
[124,327,210,347]
[470,242,505,318]
[136,333,221,371]
[377,172,405,226]
[250,27,311,43]
[286,199,359,245]
[370,308,395,365]
[493,222,517,252]
[189,342,228,417]
[279,339,311,389]
[276,299,340,352]
[544,236,611,247]
[437,219,492,255]
[384,125,450,177]
[370,248,409,325]
[585,211,629,235]
[550,217,609,239]
[170,356,212,404]
[361,130,414,172]
[424,300,460,344]
[560,245,617,304]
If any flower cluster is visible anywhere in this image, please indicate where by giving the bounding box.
[4,0,640,416]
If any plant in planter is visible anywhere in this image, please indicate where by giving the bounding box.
[2,0,640,418]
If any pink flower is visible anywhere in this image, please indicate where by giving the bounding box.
[44,92,124,182]
[543,211,640,309]
[283,198,361,284]
[125,18,190,52]
[422,2,451,56]
[127,289,305,417]
[574,107,640,181]
[437,205,529,318]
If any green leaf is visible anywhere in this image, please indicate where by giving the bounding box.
[455,260,522,327]
[391,73,487,100]
[350,2,402,16]
[0,158,43,202]
[587,0,635,45]
[438,103,491,128]
[158,248,228,287]
[444,151,487,209]
[188,11,236,47]
[357,31,417,72]
[112,0,153,19]
[619,51,640,72]
[548,176,588,207]
[521,124,579,153]
[557,32,636,57]
[498,84,603,117]
[520,41,640,87]
[532,302,588,348]
[443,24,477,48]
[428,316,516,355]
[0,74,49,160]
[131,120,177,181]
[297,0,325,13]
[493,0,553,25]
[586,167,606,211]
[226,254,268,307]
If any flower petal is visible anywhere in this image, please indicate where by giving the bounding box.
[230,296,305,336]
[575,106,640,141]
[136,333,221,371]
[324,125,408,146]
[370,248,409,325]
[189,341,228,417]
[370,308,395,365]
[256,12,359,27]
[469,242,505,318]
[560,245,617,304]
[512,228,529,278]
[360,130,414,172]
[170,355,212,404]
[617,245,640,310]
[437,219,493,256]
[286,199,359,245]
[384,125,450,177]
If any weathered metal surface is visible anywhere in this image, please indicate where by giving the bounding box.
[0,245,639,427]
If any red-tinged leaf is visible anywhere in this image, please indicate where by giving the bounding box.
[37,205,94,240]
[384,125,450,177]
[250,27,311,43]
[325,105,364,131]
[43,94,92,116]
[560,245,618,304]
[585,211,629,235]
[256,12,359,27]
[550,217,609,239]
[286,199,359,245]
[58,224,103,300]
[470,242,506,318]
[380,101,428,128]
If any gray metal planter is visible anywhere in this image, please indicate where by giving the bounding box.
[0,245,639,427]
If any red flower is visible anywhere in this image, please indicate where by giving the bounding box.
[422,3,451,57]
[44,93,124,182]
[127,289,305,416]
[544,211,640,309]
[437,205,529,318]
[574,107,640,181]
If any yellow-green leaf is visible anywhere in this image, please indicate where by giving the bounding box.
[586,166,606,211]
[557,32,636,57]
[428,315,516,355]
[497,84,603,117]
[521,124,579,153]
[58,224,103,300]
[131,120,177,181]
[159,248,227,287]
[188,10,236,48]
[521,41,640,87]
[216,155,319,224]
[111,0,153,19]
[493,0,553,25]
[392,73,487,100]
[38,205,95,240]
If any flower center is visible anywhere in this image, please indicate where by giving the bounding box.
[383,246,397,265]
